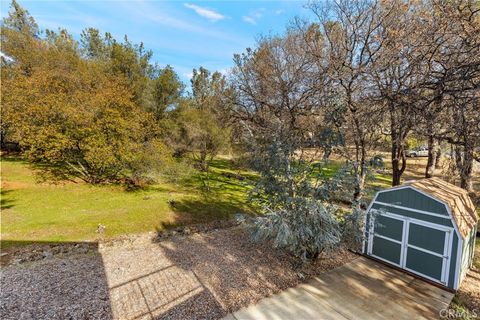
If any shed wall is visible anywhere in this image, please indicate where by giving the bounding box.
[376,188,448,215]
[371,203,453,227]
[460,228,476,281]
[365,188,461,290]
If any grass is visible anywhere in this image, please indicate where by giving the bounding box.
[1,156,255,247]
[2,152,477,248]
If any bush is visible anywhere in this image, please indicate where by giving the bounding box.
[339,206,366,252]
[251,198,341,261]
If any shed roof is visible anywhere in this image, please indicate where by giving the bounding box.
[406,177,478,239]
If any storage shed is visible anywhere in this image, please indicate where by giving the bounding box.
[363,177,478,290]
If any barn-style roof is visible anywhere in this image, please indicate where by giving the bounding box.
[407,177,478,239]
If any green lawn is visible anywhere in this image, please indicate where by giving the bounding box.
[0,154,433,248]
[1,156,256,247]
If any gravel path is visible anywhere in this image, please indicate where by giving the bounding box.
[1,227,357,320]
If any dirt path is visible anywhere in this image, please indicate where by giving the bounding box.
[1,227,356,320]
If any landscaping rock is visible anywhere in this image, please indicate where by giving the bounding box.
[1,226,357,320]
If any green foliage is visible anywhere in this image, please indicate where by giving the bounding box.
[126,139,177,187]
[149,65,184,119]
[163,66,232,173]
[80,28,111,60]
[245,142,363,261]
[1,3,172,185]
[339,206,366,252]
[2,58,161,183]
[2,0,38,37]
[405,136,422,150]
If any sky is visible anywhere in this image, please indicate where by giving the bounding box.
[0,0,313,82]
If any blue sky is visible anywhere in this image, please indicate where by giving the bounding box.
[0,0,312,81]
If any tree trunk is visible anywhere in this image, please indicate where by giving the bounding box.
[425,134,437,178]
[434,142,442,169]
[285,156,296,200]
[459,144,474,192]
[199,150,208,171]
[391,132,407,186]
[454,145,462,176]
[351,118,366,204]
[389,101,408,186]
[353,171,365,203]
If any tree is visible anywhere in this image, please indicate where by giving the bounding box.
[419,1,480,190]
[308,0,391,195]
[79,28,155,110]
[230,30,353,261]
[2,52,161,182]
[80,28,111,60]
[1,1,170,185]
[173,102,230,172]
[149,65,184,120]
[367,1,423,186]
[2,0,38,37]
[187,67,232,169]
[1,0,43,149]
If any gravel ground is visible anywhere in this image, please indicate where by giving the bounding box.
[1,227,357,320]
[0,253,112,319]
[453,266,480,315]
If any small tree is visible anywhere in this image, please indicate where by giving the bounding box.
[231,31,355,262]
[175,104,230,172]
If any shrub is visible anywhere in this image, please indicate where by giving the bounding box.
[251,198,342,261]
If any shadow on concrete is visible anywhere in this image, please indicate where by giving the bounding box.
[228,256,454,320]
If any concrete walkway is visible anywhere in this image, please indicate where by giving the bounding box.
[225,257,454,320]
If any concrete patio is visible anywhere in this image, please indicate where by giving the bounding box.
[225,256,454,320]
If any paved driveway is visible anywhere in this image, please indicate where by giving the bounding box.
[225,256,454,320]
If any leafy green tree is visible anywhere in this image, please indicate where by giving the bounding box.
[2,0,38,37]
[149,65,184,120]
[80,28,111,60]
[79,28,155,109]
[183,67,232,170]
[175,103,230,171]
[1,1,170,185]
[1,0,42,148]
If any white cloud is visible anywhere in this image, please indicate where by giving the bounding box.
[275,9,285,15]
[118,1,244,44]
[242,16,257,25]
[183,71,194,80]
[242,8,265,25]
[184,3,225,22]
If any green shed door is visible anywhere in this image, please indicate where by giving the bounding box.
[404,221,451,284]
[369,215,405,267]
[368,211,454,287]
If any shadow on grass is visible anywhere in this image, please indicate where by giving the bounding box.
[158,194,256,232]
[1,189,15,210]
[0,154,25,162]
[30,162,79,184]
